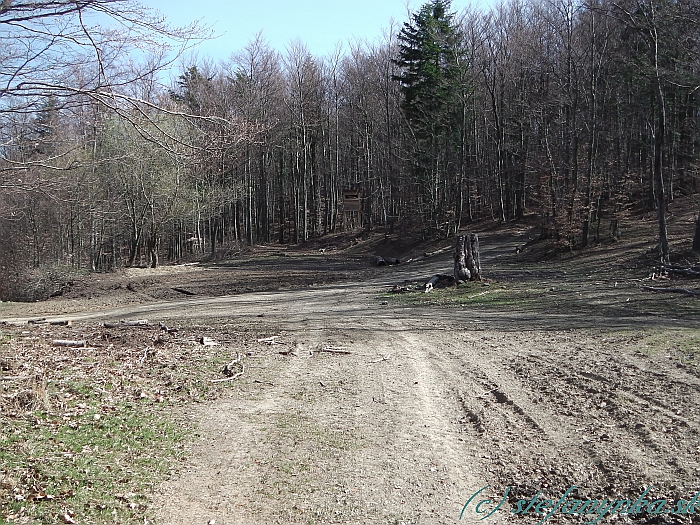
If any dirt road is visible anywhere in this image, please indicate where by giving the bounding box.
[147,302,699,524]
[2,232,699,524]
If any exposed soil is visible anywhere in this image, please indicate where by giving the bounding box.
[1,203,700,524]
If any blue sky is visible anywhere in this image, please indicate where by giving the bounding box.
[144,0,491,63]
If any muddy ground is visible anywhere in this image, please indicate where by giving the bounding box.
[1,211,700,524]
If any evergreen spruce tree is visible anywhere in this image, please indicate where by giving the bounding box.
[393,0,459,127]
[393,0,467,236]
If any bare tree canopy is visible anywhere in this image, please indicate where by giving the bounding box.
[1,0,700,299]
[0,0,211,173]
[0,0,206,106]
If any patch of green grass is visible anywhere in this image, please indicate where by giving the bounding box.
[272,412,358,452]
[277,460,309,475]
[594,327,700,373]
[308,427,355,451]
[0,321,263,524]
[623,328,700,364]
[0,330,11,346]
[382,276,700,324]
[0,383,189,524]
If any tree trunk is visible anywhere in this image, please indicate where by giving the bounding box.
[693,210,700,252]
[128,227,141,267]
[147,228,159,268]
[454,233,481,282]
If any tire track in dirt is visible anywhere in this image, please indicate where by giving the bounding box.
[507,348,700,487]
[401,331,596,507]
[417,330,700,522]
[149,309,699,524]
[154,319,486,524]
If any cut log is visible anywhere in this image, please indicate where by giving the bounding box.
[425,275,440,292]
[104,319,150,329]
[373,255,386,266]
[52,340,87,348]
[424,274,456,292]
[122,319,149,326]
[454,234,482,282]
[384,257,400,265]
[257,336,281,345]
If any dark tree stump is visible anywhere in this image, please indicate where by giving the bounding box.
[454,234,481,282]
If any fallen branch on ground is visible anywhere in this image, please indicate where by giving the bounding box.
[210,355,245,382]
[172,287,196,296]
[318,345,352,355]
[140,346,155,362]
[159,322,178,333]
[641,286,700,296]
[122,319,149,326]
[0,375,30,382]
[476,388,499,399]
[209,367,245,383]
[662,265,700,278]
[221,354,242,375]
[370,354,391,363]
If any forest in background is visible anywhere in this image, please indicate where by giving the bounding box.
[1,0,699,301]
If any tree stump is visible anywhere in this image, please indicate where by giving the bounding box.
[454,234,481,282]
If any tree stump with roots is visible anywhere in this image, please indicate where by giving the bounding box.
[454,234,481,282]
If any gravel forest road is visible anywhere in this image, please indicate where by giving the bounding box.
[2,233,699,525]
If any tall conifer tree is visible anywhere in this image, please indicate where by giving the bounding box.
[393,0,466,235]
